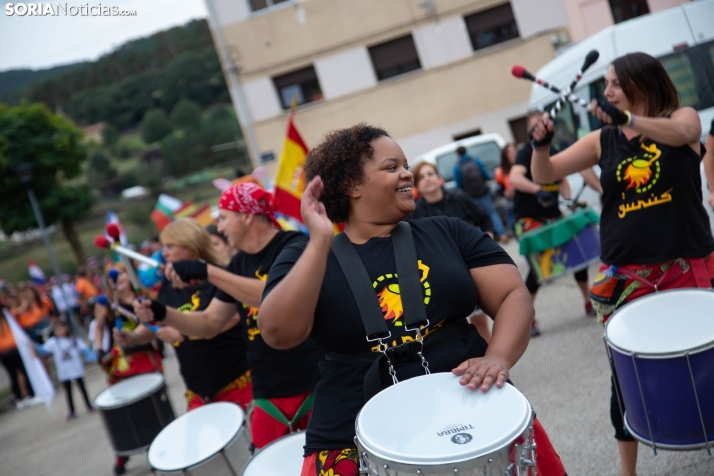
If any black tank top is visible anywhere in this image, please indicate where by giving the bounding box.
[599,127,714,264]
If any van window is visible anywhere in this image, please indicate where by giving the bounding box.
[435,141,501,183]
[544,100,581,151]
[659,41,714,113]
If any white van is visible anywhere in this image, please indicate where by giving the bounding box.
[412,133,507,188]
[527,0,714,223]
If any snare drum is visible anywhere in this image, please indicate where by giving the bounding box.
[94,373,175,455]
[519,208,600,283]
[241,432,305,476]
[355,373,535,475]
[605,289,714,451]
[148,402,251,476]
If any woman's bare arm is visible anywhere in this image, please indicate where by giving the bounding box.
[453,264,533,391]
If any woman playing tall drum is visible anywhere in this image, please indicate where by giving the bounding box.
[529,52,714,476]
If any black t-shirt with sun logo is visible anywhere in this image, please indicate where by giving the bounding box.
[263,217,514,453]
[599,127,714,265]
[215,230,323,399]
[157,278,249,399]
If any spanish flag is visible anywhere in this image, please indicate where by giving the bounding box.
[274,108,308,222]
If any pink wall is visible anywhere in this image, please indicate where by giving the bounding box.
[563,0,690,42]
[563,0,614,42]
[647,0,690,13]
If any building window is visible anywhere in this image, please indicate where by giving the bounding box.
[273,66,323,110]
[248,0,291,13]
[608,0,649,24]
[464,3,519,52]
[368,35,422,81]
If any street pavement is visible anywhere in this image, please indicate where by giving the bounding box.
[1,240,713,475]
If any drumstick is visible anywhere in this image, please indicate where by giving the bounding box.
[94,236,162,269]
[511,65,589,108]
[549,50,599,118]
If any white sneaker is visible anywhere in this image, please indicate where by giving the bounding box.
[23,396,44,407]
[15,400,26,410]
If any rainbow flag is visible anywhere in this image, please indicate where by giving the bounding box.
[274,109,308,222]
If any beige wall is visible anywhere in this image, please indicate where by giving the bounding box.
[250,34,556,162]
[220,0,516,81]
[648,0,691,13]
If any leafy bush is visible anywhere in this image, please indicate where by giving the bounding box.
[101,123,120,146]
[171,99,201,130]
[140,109,172,144]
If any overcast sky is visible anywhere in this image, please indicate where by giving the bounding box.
[0,0,208,71]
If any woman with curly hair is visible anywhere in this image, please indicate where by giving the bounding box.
[259,124,567,475]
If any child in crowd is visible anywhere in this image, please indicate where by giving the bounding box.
[36,320,96,421]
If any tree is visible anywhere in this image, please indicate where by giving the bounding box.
[101,123,120,146]
[170,98,201,129]
[140,108,172,144]
[0,103,94,264]
[87,151,119,196]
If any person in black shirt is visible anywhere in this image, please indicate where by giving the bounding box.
[530,52,714,476]
[408,161,494,343]
[116,219,251,411]
[511,111,603,336]
[133,183,322,449]
[258,124,567,476]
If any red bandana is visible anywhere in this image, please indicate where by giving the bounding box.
[218,183,281,229]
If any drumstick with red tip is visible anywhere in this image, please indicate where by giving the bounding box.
[94,235,162,269]
[511,65,589,109]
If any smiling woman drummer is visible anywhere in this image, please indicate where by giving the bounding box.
[529,52,714,476]
[258,124,567,476]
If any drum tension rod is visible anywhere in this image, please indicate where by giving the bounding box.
[685,352,712,455]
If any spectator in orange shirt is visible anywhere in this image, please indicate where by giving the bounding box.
[0,304,41,408]
[75,266,99,326]
[15,287,52,344]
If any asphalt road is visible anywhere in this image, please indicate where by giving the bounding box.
[1,240,713,475]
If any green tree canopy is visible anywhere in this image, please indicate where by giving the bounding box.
[171,99,201,129]
[0,102,94,263]
[101,123,120,146]
[140,108,172,144]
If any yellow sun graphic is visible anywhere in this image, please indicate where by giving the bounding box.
[623,159,653,190]
[377,283,404,324]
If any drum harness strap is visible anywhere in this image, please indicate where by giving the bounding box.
[329,222,465,402]
[253,392,315,432]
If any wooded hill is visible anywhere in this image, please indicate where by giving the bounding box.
[1,19,230,130]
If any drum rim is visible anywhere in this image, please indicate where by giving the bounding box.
[148,402,246,471]
[623,411,713,451]
[239,431,306,476]
[94,372,165,410]
[355,375,533,465]
[604,289,714,357]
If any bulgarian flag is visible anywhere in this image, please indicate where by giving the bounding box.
[274,107,308,222]
[150,194,182,231]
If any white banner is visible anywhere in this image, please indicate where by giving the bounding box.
[3,309,55,414]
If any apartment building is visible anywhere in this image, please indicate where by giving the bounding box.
[204,0,689,170]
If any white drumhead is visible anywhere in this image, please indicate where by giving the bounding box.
[605,289,714,354]
[148,402,245,471]
[241,432,305,476]
[94,373,164,409]
[356,373,531,464]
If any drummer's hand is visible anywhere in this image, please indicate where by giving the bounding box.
[155,326,183,344]
[133,299,155,323]
[452,356,509,392]
[164,262,189,287]
[113,328,135,347]
[302,176,334,247]
[529,113,554,148]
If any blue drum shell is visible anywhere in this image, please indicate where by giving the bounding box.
[611,346,714,448]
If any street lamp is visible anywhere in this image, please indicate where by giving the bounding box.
[13,161,85,339]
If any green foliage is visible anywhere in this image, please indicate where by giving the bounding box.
[0,103,94,233]
[11,20,213,111]
[102,123,120,146]
[140,109,172,144]
[124,201,156,227]
[111,134,146,159]
[161,104,244,177]
[171,99,202,129]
